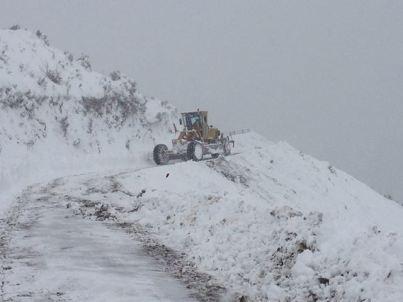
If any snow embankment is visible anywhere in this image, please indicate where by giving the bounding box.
[0,28,177,212]
[63,132,403,301]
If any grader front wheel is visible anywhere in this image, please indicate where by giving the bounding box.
[187,141,204,161]
[223,140,232,156]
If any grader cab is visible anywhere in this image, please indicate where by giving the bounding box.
[153,110,234,165]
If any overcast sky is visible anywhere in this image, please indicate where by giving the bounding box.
[1,0,402,201]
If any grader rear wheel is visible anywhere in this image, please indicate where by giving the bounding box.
[153,144,169,165]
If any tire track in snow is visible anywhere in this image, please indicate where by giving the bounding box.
[0,178,202,301]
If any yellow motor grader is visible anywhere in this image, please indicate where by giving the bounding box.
[153,110,234,165]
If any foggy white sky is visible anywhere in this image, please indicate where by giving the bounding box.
[1,0,402,201]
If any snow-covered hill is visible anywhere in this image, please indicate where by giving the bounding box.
[0,28,177,209]
[1,28,403,302]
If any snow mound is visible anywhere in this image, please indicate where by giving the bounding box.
[63,132,403,301]
[0,28,177,208]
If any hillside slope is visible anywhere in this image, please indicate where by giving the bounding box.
[0,28,177,209]
[62,132,403,301]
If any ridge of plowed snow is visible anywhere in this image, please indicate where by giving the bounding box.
[0,29,177,210]
[62,132,403,301]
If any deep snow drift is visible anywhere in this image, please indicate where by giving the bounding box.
[60,132,403,301]
[0,28,177,211]
[1,28,403,302]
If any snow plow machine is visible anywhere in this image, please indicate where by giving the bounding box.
[153,110,234,165]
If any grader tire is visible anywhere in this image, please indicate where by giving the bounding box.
[187,141,203,161]
[223,140,232,156]
[153,144,169,165]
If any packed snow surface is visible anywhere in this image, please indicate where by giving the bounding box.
[1,181,198,301]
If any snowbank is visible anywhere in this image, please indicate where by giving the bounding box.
[62,132,403,301]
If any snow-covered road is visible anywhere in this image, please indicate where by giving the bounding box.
[0,178,198,302]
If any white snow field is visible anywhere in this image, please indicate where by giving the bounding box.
[1,28,403,301]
